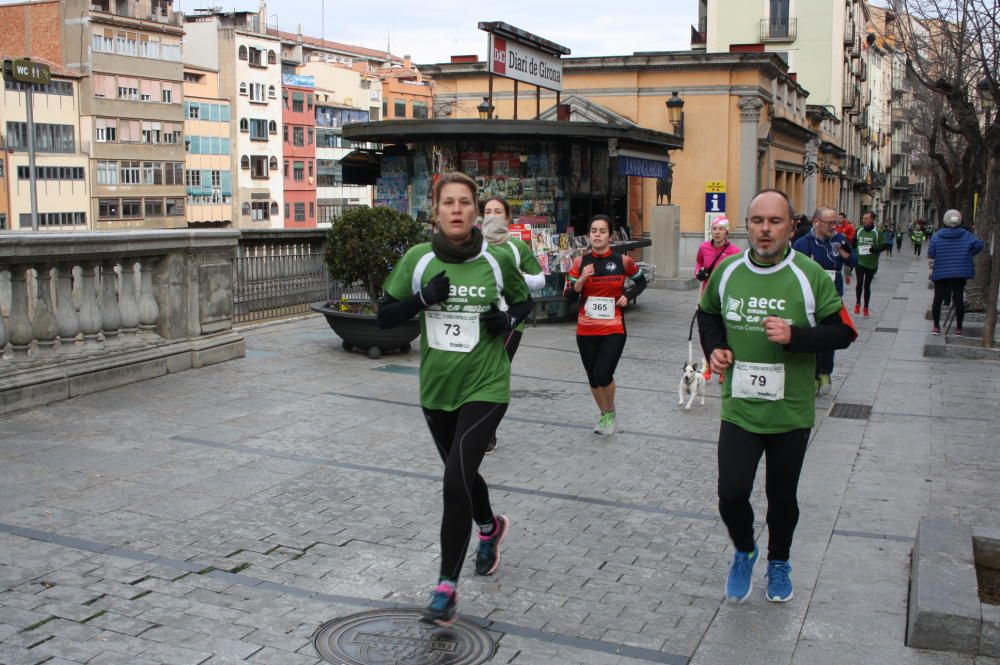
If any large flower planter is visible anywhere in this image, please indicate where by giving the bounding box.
[311,301,420,359]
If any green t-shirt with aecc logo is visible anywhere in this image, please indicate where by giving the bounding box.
[855,227,883,270]
[699,248,845,434]
[383,241,530,411]
[491,237,543,333]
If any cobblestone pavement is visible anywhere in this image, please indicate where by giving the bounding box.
[1,250,999,664]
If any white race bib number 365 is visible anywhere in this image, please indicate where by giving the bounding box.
[425,310,480,353]
[585,296,616,320]
[732,361,785,401]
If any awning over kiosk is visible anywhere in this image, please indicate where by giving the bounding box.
[342,118,682,152]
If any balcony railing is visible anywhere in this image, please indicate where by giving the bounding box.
[761,17,797,41]
[893,176,912,189]
[843,82,859,109]
[691,16,708,45]
[232,230,364,324]
[844,20,856,45]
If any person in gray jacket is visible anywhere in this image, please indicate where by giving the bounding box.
[928,209,984,335]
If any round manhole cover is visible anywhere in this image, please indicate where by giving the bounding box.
[314,609,496,665]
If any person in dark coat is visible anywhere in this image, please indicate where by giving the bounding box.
[928,209,984,336]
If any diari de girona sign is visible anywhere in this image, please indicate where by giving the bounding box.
[489,34,563,92]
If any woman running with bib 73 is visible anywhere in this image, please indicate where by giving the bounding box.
[377,172,532,627]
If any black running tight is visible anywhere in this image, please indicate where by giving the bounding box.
[422,402,507,582]
[717,421,810,561]
[576,334,626,388]
[503,329,523,361]
[854,266,876,308]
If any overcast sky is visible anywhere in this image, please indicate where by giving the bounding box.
[189,1,698,64]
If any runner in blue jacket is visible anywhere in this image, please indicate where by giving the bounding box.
[792,207,857,395]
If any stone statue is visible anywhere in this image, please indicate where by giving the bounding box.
[656,162,674,205]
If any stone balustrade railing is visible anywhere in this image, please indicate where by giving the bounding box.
[0,231,245,414]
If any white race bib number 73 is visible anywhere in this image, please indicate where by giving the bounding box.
[732,361,785,401]
[585,296,616,320]
[425,310,480,353]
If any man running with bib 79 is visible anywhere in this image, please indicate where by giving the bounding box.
[697,189,857,603]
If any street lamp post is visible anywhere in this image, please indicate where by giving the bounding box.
[977,76,994,123]
[666,91,685,137]
[477,96,494,120]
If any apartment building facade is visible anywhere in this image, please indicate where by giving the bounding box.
[297,57,379,224]
[0,58,90,230]
[379,56,433,120]
[694,0,896,222]
[281,75,316,227]
[182,65,234,226]
[184,9,283,228]
[43,0,186,229]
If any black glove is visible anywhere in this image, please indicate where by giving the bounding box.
[481,303,512,335]
[419,270,450,306]
[695,268,710,282]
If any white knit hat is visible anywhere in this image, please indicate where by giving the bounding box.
[942,209,962,228]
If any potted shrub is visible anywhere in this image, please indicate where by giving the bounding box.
[311,206,426,358]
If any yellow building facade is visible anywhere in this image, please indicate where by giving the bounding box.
[424,52,842,266]
[182,66,235,226]
[0,60,90,230]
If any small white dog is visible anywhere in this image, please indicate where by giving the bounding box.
[678,361,707,409]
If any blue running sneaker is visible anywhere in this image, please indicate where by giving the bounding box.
[419,584,457,627]
[725,544,759,602]
[765,560,793,602]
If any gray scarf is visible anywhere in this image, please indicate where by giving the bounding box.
[432,226,484,263]
[482,215,510,244]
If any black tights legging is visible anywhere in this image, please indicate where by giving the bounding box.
[503,329,523,361]
[423,402,507,583]
[932,278,967,329]
[718,421,810,561]
[854,266,876,308]
[576,334,627,387]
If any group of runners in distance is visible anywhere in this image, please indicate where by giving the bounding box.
[378,174,861,626]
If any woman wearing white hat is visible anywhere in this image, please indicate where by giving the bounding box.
[928,209,984,336]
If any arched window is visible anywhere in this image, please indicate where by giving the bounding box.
[267,50,277,65]
[270,201,279,216]
[240,155,249,170]
[268,120,277,134]
[268,85,276,99]
[238,45,247,60]
[268,156,278,171]
[242,202,251,215]
[239,82,247,95]
[239,118,249,133]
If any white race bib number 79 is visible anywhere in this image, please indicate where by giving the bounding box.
[732,361,785,401]
[425,310,480,353]
[585,296,616,320]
